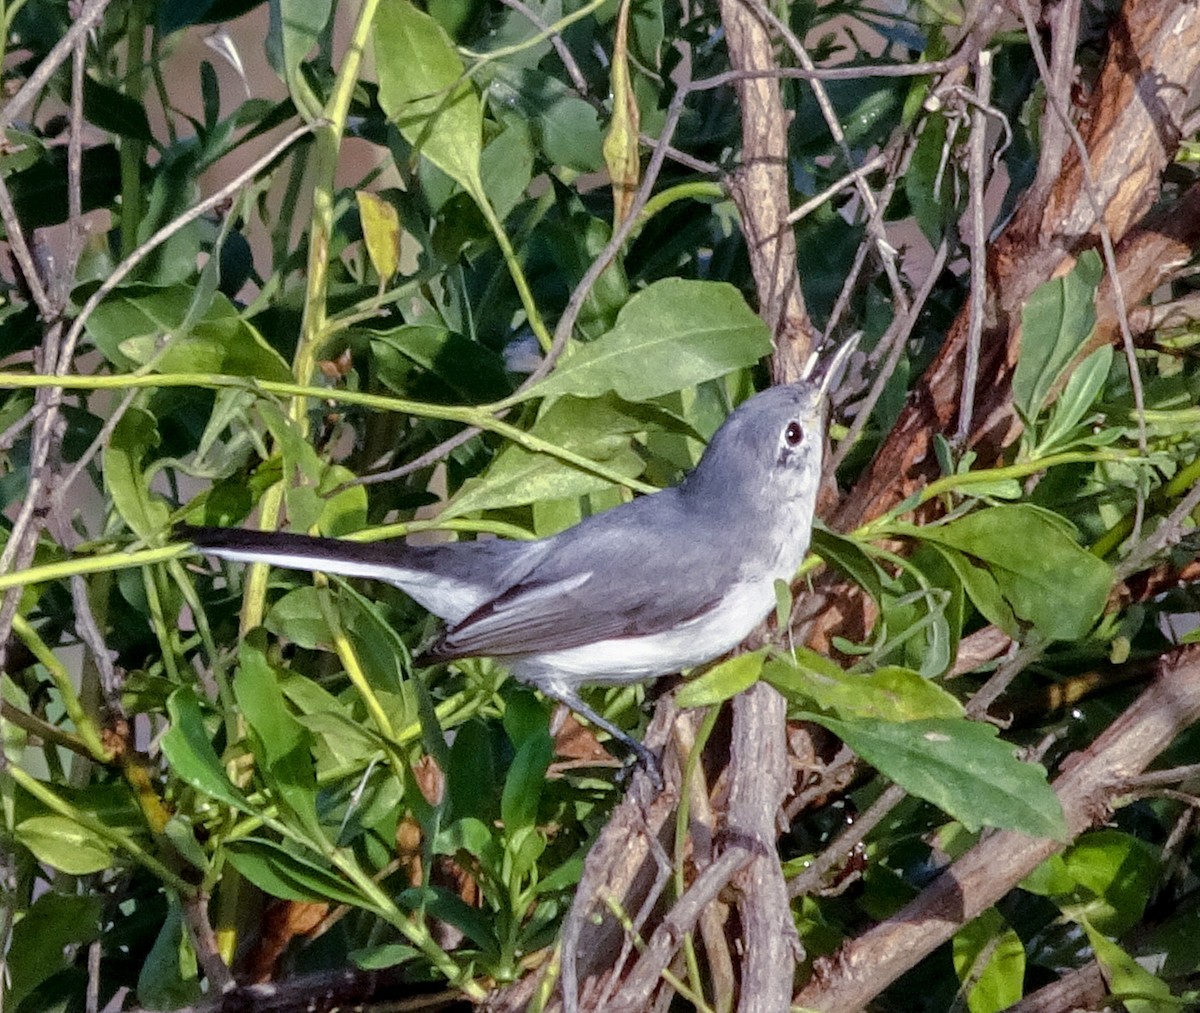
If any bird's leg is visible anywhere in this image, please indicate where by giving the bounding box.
[539,682,663,790]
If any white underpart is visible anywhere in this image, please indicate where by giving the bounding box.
[513,576,777,694]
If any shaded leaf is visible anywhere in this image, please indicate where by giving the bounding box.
[375,0,483,195]
[161,686,253,813]
[528,279,771,403]
[807,714,1066,838]
[226,837,364,906]
[1014,250,1103,423]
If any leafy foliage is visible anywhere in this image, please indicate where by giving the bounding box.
[2,2,1200,1012]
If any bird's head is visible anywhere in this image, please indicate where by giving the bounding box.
[681,337,857,510]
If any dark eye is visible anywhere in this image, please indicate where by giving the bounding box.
[784,420,804,446]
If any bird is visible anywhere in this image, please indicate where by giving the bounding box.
[183,339,855,784]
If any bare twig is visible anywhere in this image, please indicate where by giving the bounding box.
[955,49,993,445]
[0,174,54,319]
[828,238,950,473]
[1116,477,1200,580]
[785,153,888,226]
[55,122,315,373]
[0,0,113,134]
[498,0,588,93]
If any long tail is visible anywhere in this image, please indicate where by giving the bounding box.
[180,524,532,624]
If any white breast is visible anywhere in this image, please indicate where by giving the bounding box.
[511,577,777,696]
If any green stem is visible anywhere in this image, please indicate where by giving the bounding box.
[860,449,1134,539]
[634,182,725,235]
[1091,452,1200,558]
[315,581,395,740]
[11,613,112,761]
[0,371,657,492]
[119,3,146,259]
[477,197,553,352]
[0,543,188,593]
[9,766,194,894]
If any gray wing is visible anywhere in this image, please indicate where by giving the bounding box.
[426,491,733,659]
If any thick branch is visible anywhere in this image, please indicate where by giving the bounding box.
[717,0,813,380]
[794,642,1200,1012]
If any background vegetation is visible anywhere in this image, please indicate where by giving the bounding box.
[3,1,1200,1011]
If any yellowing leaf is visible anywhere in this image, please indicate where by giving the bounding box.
[356,191,401,281]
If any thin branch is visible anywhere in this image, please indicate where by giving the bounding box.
[0,173,54,319]
[828,238,950,473]
[0,0,113,133]
[1116,477,1200,580]
[55,122,316,374]
[498,0,588,93]
[955,49,992,445]
[785,153,888,226]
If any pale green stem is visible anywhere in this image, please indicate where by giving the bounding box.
[0,372,657,492]
[11,613,111,761]
[9,766,194,894]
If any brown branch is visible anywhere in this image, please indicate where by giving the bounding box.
[716,0,812,381]
[833,0,1200,534]
[794,642,1200,1012]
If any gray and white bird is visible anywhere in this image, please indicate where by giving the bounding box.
[184,339,855,781]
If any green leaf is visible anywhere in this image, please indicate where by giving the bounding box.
[952,909,1025,1013]
[234,638,322,839]
[912,505,1111,640]
[488,65,604,173]
[161,686,253,813]
[374,0,484,196]
[1040,344,1112,450]
[368,324,512,403]
[1083,920,1180,1013]
[806,714,1067,838]
[1062,829,1158,936]
[811,526,885,602]
[268,0,333,102]
[764,649,964,722]
[265,585,334,650]
[226,837,365,906]
[104,408,170,539]
[337,579,412,696]
[528,279,772,403]
[15,814,114,874]
[500,730,553,832]
[83,77,155,143]
[148,305,292,381]
[350,943,422,970]
[5,892,102,1010]
[443,394,676,518]
[136,896,201,1009]
[676,650,766,709]
[1013,250,1103,423]
[927,544,1018,637]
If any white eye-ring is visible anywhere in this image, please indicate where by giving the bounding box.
[784,420,804,446]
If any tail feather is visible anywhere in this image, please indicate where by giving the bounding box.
[179,524,533,624]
